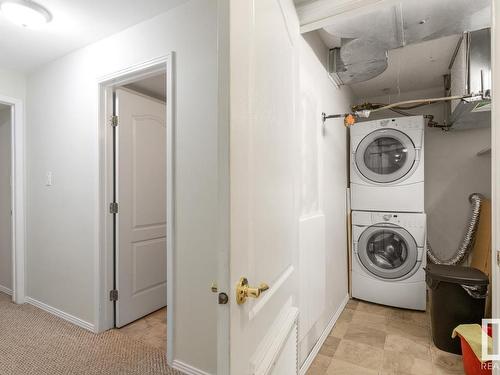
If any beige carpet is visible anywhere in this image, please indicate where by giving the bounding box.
[0,293,182,375]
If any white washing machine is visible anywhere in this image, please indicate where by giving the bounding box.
[350,116,425,212]
[351,210,426,310]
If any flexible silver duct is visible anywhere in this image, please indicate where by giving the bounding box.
[427,193,484,265]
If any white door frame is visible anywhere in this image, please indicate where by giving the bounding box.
[216,0,230,374]
[95,54,175,364]
[0,94,26,304]
[492,1,500,371]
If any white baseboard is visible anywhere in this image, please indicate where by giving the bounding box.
[0,284,12,295]
[299,293,349,375]
[172,360,213,375]
[25,297,95,332]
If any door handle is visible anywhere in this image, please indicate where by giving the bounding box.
[236,277,269,305]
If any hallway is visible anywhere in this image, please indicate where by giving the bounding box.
[0,293,178,375]
[307,299,465,375]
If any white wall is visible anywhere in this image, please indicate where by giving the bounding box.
[364,88,491,261]
[0,107,12,292]
[298,31,353,365]
[0,69,26,101]
[26,0,220,372]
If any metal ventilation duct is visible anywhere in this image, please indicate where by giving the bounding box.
[325,0,491,84]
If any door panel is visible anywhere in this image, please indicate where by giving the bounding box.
[132,238,167,293]
[116,88,167,328]
[229,0,299,374]
[132,115,167,227]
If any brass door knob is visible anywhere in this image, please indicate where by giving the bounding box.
[236,277,269,305]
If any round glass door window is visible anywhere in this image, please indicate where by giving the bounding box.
[355,129,416,183]
[357,226,418,279]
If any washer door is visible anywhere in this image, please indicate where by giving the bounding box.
[355,129,416,183]
[357,225,418,279]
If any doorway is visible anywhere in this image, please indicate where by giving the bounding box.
[97,55,175,363]
[0,95,25,306]
[113,84,167,327]
[112,82,167,351]
[0,104,12,298]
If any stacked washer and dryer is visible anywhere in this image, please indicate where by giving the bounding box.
[350,116,427,311]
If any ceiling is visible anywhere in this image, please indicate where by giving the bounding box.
[302,0,490,97]
[294,0,390,32]
[317,0,490,85]
[0,0,189,72]
[349,34,460,98]
[124,73,166,102]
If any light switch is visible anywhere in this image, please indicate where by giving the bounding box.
[45,172,53,186]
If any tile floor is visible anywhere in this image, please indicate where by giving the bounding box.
[118,307,167,352]
[306,299,465,375]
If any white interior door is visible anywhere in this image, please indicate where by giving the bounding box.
[115,88,167,327]
[227,1,300,374]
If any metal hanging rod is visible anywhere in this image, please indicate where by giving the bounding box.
[322,94,476,128]
[322,112,346,122]
[321,112,356,127]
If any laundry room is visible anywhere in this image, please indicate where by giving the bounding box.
[301,0,494,373]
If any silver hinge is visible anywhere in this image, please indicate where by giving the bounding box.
[109,202,118,214]
[111,115,118,127]
[109,289,118,301]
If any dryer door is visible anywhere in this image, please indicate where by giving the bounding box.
[355,129,416,183]
[357,225,418,280]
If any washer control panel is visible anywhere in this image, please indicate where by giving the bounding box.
[371,212,400,224]
[370,212,424,228]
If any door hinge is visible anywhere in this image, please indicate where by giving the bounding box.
[497,250,500,266]
[109,289,118,301]
[109,202,118,214]
[111,115,118,127]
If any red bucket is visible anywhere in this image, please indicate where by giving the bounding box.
[459,325,492,375]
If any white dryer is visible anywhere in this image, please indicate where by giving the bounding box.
[351,210,426,310]
[350,116,424,212]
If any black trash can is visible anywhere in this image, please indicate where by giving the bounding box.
[425,263,489,354]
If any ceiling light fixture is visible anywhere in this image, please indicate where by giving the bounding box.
[0,0,52,28]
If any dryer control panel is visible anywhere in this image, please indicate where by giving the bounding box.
[353,115,424,132]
